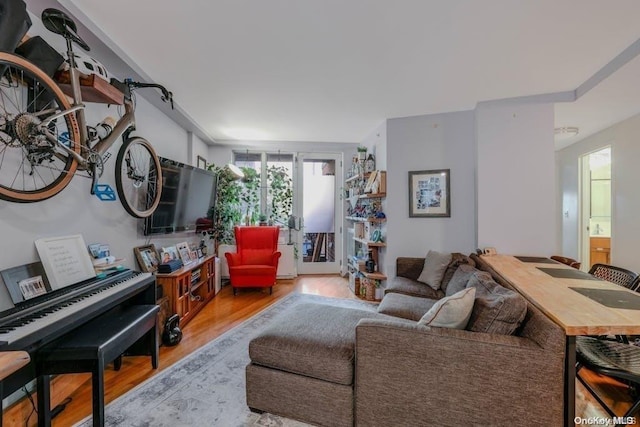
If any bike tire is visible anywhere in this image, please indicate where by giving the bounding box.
[0,52,80,202]
[115,137,162,218]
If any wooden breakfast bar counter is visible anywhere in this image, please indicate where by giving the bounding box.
[480,255,640,426]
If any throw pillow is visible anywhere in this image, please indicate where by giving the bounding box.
[418,287,476,329]
[465,274,528,335]
[441,253,475,294]
[417,250,452,290]
[445,264,479,297]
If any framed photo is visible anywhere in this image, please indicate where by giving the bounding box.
[408,169,450,218]
[134,244,160,273]
[176,241,192,264]
[161,246,179,263]
[197,155,207,169]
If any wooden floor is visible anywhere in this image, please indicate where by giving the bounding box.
[3,275,632,426]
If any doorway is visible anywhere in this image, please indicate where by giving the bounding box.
[296,153,342,274]
[580,147,612,270]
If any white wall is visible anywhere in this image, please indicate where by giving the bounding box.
[476,101,556,255]
[386,111,477,276]
[557,113,640,272]
[191,133,210,167]
[360,121,387,170]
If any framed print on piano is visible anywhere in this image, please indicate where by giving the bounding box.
[35,234,96,290]
[134,244,160,273]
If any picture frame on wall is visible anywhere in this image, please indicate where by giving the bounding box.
[134,244,160,273]
[197,155,207,169]
[408,169,450,218]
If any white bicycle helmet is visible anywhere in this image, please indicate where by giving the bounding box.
[67,51,110,81]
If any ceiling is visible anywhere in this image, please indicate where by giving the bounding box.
[55,0,640,147]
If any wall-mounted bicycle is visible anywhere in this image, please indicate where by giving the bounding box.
[0,8,173,218]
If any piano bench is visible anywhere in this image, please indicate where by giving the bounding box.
[36,304,159,427]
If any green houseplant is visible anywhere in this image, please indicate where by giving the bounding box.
[267,165,293,226]
[356,145,367,161]
[239,167,260,225]
[207,164,243,245]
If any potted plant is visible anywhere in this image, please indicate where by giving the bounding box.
[207,164,243,246]
[357,145,367,161]
[258,214,268,226]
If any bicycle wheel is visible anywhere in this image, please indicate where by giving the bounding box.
[115,137,162,218]
[0,52,80,202]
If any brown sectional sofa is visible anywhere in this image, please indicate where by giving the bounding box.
[246,254,566,426]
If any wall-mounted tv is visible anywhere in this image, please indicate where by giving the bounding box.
[144,157,218,236]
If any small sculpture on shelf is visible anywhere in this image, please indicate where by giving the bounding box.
[365,154,375,173]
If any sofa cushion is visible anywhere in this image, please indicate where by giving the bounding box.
[445,264,479,297]
[377,292,437,321]
[385,276,443,300]
[417,250,452,290]
[441,253,476,293]
[249,303,387,385]
[418,287,476,329]
[465,274,528,335]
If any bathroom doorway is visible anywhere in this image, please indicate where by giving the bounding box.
[580,147,612,270]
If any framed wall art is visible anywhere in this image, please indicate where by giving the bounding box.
[197,155,207,169]
[408,169,450,218]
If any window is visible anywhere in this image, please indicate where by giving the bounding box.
[233,151,294,226]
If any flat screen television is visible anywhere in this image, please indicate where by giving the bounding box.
[144,157,218,236]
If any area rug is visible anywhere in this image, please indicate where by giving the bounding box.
[76,293,377,427]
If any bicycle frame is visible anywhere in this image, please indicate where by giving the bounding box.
[38,38,135,171]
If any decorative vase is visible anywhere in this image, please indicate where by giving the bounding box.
[365,250,375,273]
[363,279,376,301]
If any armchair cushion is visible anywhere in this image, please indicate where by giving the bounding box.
[243,249,277,266]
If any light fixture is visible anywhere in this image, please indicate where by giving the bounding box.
[225,163,245,180]
[554,127,579,139]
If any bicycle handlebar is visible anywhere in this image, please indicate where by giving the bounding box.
[124,79,174,109]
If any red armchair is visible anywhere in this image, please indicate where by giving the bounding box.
[225,226,281,295]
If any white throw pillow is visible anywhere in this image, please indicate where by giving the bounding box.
[417,250,452,290]
[418,287,476,329]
